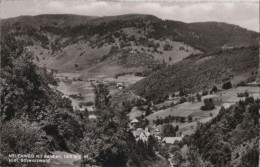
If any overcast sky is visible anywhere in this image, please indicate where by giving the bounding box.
[1,1,259,32]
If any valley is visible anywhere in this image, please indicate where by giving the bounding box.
[1,13,259,167]
[55,72,144,110]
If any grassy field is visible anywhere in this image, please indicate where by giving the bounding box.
[56,73,144,110]
[142,86,260,135]
[105,74,144,84]
[57,78,94,110]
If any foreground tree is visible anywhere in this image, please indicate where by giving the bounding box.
[81,84,159,167]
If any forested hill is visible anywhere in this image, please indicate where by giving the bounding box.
[2,14,258,52]
[187,97,259,167]
[1,14,258,76]
[129,46,259,101]
[3,14,258,104]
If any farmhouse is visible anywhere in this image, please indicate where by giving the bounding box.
[152,128,162,141]
[79,108,86,112]
[152,128,161,136]
[89,115,97,119]
[116,83,125,89]
[133,128,144,138]
[87,79,96,82]
[88,115,97,124]
[221,44,234,50]
[87,106,95,112]
[132,127,151,142]
[46,68,58,74]
[131,119,139,125]
[162,136,182,144]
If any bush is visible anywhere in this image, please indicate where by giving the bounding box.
[237,81,247,87]
[179,89,186,97]
[222,81,232,90]
[162,124,179,137]
[237,91,249,98]
[163,44,172,51]
[211,86,218,93]
[188,96,195,103]
[201,98,215,111]
[196,94,202,102]
[179,97,187,104]
[138,106,146,111]
[202,90,208,96]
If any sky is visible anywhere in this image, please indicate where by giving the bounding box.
[1,1,259,32]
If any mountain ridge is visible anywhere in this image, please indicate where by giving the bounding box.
[1,13,258,80]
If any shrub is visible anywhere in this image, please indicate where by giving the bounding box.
[211,86,218,93]
[138,106,146,111]
[237,91,249,98]
[245,97,255,104]
[172,93,175,97]
[36,56,40,62]
[237,81,247,87]
[188,115,193,122]
[202,90,208,96]
[179,89,186,97]
[222,81,232,90]
[196,94,202,102]
[163,44,172,51]
[179,97,187,104]
[188,96,195,103]
[201,98,215,111]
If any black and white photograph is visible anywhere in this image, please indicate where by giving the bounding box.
[0,1,259,167]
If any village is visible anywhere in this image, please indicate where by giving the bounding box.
[53,68,260,153]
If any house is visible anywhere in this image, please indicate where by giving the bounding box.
[88,115,97,124]
[154,135,162,141]
[152,128,162,141]
[88,115,97,119]
[152,128,161,136]
[131,119,139,125]
[139,132,150,142]
[87,106,95,112]
[117,83,125,89]
[221,44,234,50]
[168,95,174,100]
[132,128,144,138]
[129,119,139,130]
[79,108,86,112]
[162,135,183,144]
[132,127,151,142]
[87,79,95,82]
